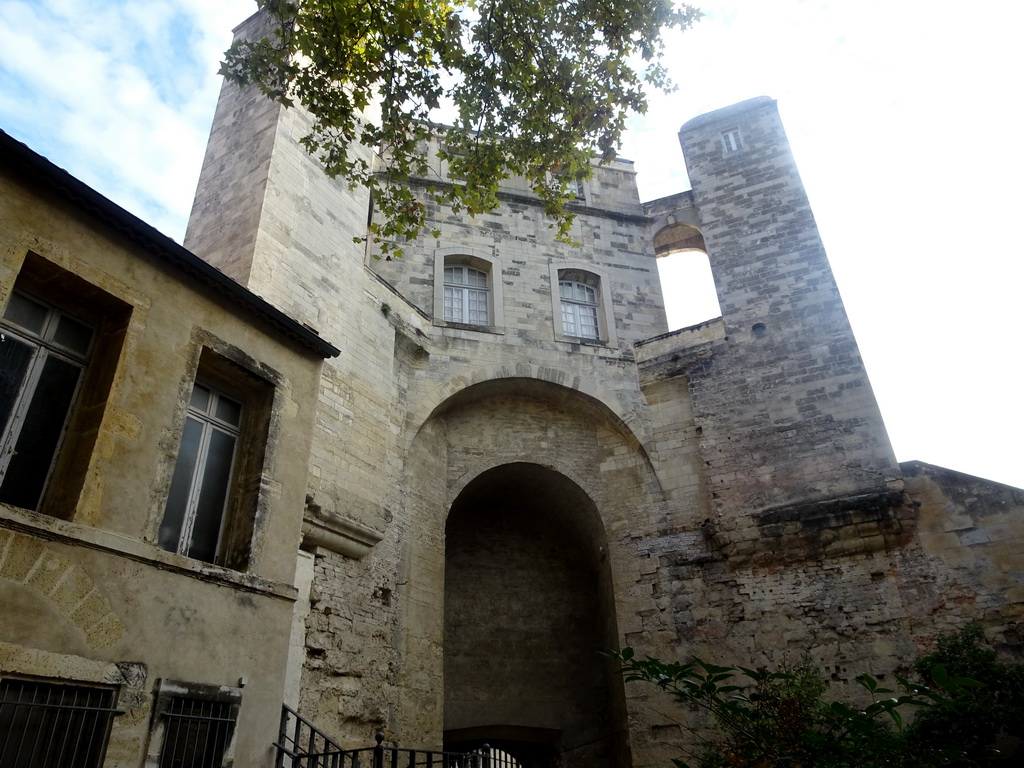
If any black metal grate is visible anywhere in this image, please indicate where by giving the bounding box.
[159,696,237,768]
[0,678,121,768]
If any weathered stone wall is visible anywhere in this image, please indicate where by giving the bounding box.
[1,146,325,767]
[181,27,1024,768]
[675,97,902,526]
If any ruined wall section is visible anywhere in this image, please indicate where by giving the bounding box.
[677,97,902,542]
[898,462,1024,645]
[622,462,1024,768]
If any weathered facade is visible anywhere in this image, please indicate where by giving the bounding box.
[2,9,1023,768]
[0,129,336,766]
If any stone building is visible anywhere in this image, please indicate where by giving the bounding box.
[0,129,336,765]
[2,9,1023,768]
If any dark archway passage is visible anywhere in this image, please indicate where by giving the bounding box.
[443,463,626,768]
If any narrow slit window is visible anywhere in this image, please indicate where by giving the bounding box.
[722,128,742,153]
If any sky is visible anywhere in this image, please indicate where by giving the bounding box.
[1,0,1021,488]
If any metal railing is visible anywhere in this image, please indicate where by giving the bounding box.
[275,705,345,768]
[275,706,491,768]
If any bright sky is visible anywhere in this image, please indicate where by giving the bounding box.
[1,0,1021,488]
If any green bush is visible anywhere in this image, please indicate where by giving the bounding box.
[612,625,1022,768]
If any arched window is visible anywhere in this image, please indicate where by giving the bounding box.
[558,279,599,339]
[443,265,489,325]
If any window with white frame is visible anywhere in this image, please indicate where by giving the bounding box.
[722,128,742,153]
[159,350,274,571]
[559,280,600,339]
[0,290,94,511]
[159,381,243,564]
[443,265,489,325]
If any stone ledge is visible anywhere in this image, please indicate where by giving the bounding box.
[0,503,297,601]
[301,507,383,560]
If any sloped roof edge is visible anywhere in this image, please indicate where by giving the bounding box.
[0,129,340,359]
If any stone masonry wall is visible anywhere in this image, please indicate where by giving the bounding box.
[184,37,1024,768]
[674,97,902,548]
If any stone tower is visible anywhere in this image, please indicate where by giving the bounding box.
[184,18,1023,767]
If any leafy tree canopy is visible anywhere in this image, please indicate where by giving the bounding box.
[221,0,701,256]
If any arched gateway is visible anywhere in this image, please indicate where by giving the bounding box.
[443,463,626,768]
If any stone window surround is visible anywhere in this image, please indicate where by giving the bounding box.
[0,253,131,521]
[433,248,505,332]
[158,341,279,574]
[548,261,617,347]
[0,289,95,512]
[144,678,243,768]
[722,127,743,153]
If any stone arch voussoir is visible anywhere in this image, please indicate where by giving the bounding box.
[407,363,653,451]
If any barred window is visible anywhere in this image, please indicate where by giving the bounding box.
[158,696,237,768]
[0,678,121,768]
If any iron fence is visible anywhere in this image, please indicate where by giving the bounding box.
[275,707,491,768]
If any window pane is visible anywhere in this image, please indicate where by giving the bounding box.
[53,314,94,356]
[0,355,83,510]
[0,333,33,433]
[3,292,48,335]
[444,266,464,285]
[213,394,242,427]
[561,303,577,336]
[444,285,463,323]
[189,384,211,413]
[187,428,237,563]
[579,305,599,338]
[159,417,205,553]
[468,289,488,325]
[466,268,487,288]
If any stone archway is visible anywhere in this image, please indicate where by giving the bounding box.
[443,462,625,768]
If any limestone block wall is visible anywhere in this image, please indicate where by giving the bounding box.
[369,155,668,352]
[677,97,902,529]
[182,42,1024,768]
[619,465,1024,768]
